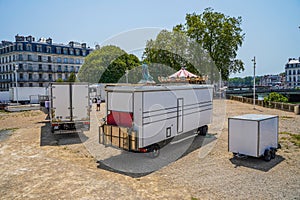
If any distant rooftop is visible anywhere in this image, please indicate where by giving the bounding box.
[287,58,300,64]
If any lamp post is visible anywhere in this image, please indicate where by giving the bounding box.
[125,69,129,83]
[14,64,19,104]
[252,57,256,109]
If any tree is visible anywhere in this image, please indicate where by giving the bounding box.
[143,29,214,80]
[99,53,140,83]
[77,45,126,83]
[264,92,288,104]
[67,72,76,82]
[176,8,245,80]
[56,78,63,82]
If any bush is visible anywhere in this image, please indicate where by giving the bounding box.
[264,92,288,105]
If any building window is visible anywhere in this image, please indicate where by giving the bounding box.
[39,83,43,87]
[19,73,23,80]
[58,74,62,79]
[75,66,80,72]
[63,48,68,55]
[28,54,32,61]
[26,44,32,51]
[19,83,23,87]
[46,46,51,53]
[70,66,74,72]
[48,56,52,62]
[56,47,61,54]
[29,83,33,87]
[63,58,68,63]
[69,58,74,64]
[56,57,61,63]
[18,54,23,61]
[82,50,86,56]
[39,74,42,79]
[75,59,80,64]
[17,43,23,51]
[38,55,42,62]
[39,64,42,70]
[64,66,68,72]
[75,49,80,56]
[29,74,32,80]
[49,74,52,80]
[58,65,62,72]
[69,48,74,55]
[37,45,42,52]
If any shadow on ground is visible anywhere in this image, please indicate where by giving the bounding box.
[229,154,285,172]
[40,121,88,146]
[97,131,216,178]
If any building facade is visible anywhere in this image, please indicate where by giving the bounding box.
[285,57,300,88]
[0,35,92,91]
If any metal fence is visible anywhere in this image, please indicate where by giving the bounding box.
[229,95,300,114]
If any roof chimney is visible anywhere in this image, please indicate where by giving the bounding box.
[46,38,52,44]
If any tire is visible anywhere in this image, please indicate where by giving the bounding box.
[51,126,55,133]
[270,148,276,159]
[264,149,272,162]
[198,125,208,136]
[149,144,160,158]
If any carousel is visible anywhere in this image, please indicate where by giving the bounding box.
[158,67,207,84]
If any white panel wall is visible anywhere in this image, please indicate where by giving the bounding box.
[107,92,133,112]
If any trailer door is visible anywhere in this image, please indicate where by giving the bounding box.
[52,84,71,121]
[177,98,183,133]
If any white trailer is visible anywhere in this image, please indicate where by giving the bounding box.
[89,84,106,103]
[49,83,90,134]
[9,87,47,103]
[100,84,213,156]
[228,114,279,161]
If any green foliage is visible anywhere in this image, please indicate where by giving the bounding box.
[176,7,245,80]
[77,45,127,83]
[56,78,63,82]
[143,29,216,81]
[264,92,288,103]
[99,53,140,83]
[67,72,76,82]
[229,76,260,87]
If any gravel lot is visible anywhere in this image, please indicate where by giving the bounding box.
[0,100,299,199]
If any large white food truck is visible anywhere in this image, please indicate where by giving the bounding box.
[100,84,213,157]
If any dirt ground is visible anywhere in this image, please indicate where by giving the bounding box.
[0,100,299,200]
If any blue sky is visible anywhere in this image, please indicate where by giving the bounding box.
[1,0,299,77]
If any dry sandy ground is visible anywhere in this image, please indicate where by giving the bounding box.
[0,100,299,199]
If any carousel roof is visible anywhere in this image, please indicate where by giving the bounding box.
[169,67,198,78]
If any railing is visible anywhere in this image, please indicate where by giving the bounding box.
[230,95,300,114]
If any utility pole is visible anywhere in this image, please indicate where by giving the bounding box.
[252,57,256,109]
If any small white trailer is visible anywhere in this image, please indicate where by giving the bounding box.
[49,83,90,134]
[9,87,47,103]
[100,84,213,157]
[228,114,279,161]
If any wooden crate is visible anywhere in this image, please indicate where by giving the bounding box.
[112,126,120,137]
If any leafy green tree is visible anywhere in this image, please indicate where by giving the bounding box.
[67,72,76,82]
[264,92,288,104]
[99,53,140,83]
[77,45,126,83]
[143,29,214,80]
[176,8,245,80]
[56,78,63,82]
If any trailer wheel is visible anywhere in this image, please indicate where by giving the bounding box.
[270,148,276,159]
[198,125,208,136]
[149,144,160,158]
[263,149,272,162]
